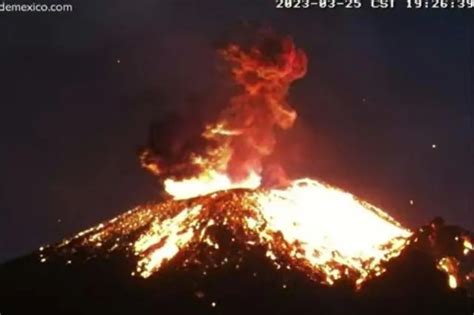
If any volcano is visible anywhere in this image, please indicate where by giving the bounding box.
[0,186,472,315]
[1,30,472,315]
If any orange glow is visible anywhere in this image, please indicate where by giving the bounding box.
[448,275,458,289]
[140,31,306,199]
[57,178,412,287]
[128,33,411,284]
[135,178,412,285]
[437,257,459,289]
[47,32,472,293]
[254,179,410,285]
[462,237,473,256]
[163,170,261,200]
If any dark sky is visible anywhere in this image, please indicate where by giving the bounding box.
[0,1,472,262]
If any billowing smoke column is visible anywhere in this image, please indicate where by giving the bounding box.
[215,32,307,180]
[140,30,307,199]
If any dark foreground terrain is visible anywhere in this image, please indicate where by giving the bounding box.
[0,239,472,315]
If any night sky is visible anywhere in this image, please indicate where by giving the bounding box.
[0,1,472,262]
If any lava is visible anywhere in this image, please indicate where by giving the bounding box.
[53,179,410,287]
[133,179,412,284]
[438,257,459,289]
[44,30,473,293]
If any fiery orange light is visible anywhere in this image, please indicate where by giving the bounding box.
[54,177,411,287]
[163,169,261,200]
[130,178,411,285]
[140,30,306,199]
[131,33,410,285]
[463,237,473,256]
[437,257,459,289]
[45,31,472,293]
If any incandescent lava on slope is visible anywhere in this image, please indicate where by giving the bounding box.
[39,30,473,293]
[47,179,411,288]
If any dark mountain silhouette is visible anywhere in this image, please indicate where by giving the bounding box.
[1,215,472,315]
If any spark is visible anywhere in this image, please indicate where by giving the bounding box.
[448,275,457,289]
[463,237,472,256]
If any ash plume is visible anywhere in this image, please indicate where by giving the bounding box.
[139,29,307,193]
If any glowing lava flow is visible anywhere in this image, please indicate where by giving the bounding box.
[437,257,459,289]
[55,178,410,286]
[254,179,410,285]
[45,31,472,293]
[435,236,473,289]
[131,34,410,283]
[132,179,411,284]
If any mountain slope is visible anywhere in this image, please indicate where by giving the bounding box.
[1,187,472,315]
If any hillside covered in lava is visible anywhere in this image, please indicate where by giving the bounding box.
[1,29,472,315]
[0,189,472,315]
